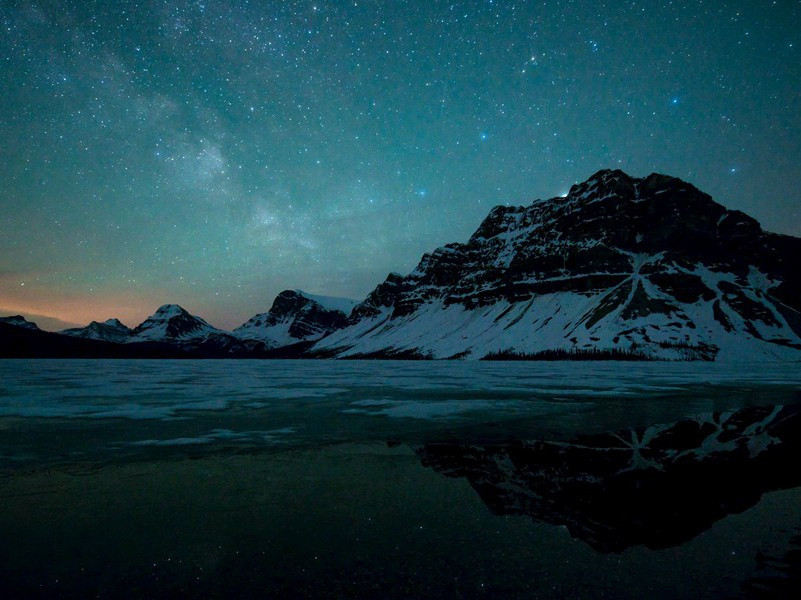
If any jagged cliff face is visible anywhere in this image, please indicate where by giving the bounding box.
[315,170,801,360]
[234,290,353,347]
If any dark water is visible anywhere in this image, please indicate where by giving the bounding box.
[1,359,800,598]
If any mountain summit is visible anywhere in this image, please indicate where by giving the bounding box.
[313,169,801,360]
[131,304,221,342]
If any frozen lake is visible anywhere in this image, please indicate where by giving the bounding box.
[1,359,800,597]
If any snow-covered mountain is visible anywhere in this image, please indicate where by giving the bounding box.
[130,304,222,342]
[234,290,356,347]
[0,315,39,331]
[124,304,270,355]
[62,318,132,343]
[313,169,801,360]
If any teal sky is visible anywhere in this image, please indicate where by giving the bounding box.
[1,0,799,329]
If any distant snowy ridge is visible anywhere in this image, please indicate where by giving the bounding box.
[313,169,801,361]
[62,318,132,343]
[45,291,357,353]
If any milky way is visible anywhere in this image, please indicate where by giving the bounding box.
[1,0,799,329]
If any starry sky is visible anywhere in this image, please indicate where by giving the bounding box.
[1,0,799,330]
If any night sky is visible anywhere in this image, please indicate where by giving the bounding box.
[1,1,799,330]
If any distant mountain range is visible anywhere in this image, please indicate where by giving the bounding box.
[0,290,353,358]
[2,169,800,360]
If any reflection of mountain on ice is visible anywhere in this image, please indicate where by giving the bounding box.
[416,404,801,553]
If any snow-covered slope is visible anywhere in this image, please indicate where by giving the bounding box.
[313,169,801,360]
[62,318,133,343]
[234,290,355,347]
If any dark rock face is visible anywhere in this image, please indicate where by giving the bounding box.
[0,315,40,331]
[349,273,410,320]
[416,404,801,554]
[235,290,351,346]
[317,169,801,359]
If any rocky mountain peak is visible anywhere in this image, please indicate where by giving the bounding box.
[566,168,635,201]
[234,289,354,346]
[61,317,133,343]
[102,318,128,329]
[132,304,217,341]
[314,169,801,360]
[152,304,188,318]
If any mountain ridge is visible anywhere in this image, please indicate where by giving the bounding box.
[3,169,800,360]
[312,169,801,360]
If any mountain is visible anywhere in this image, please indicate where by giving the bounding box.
[313,169,801,360]
[130,304,222,342]
[3,170,800,361]
[234,290,355,347]
[0,315,40,331]
[0,302,302,358]
[128,303,274,355]
[416,403,801,553]
[61,318,132,343]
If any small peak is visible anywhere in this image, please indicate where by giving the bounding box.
[269,289,310,312]
[567,169,635,200]
[152,304,187,318]
[273,289,308,303]
[589,168,630,182]
[640,172,681,191]
[579,169,632,189]
[644,171,676,183]
[103,318,128,328]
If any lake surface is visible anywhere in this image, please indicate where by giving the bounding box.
[1,359,800,598]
